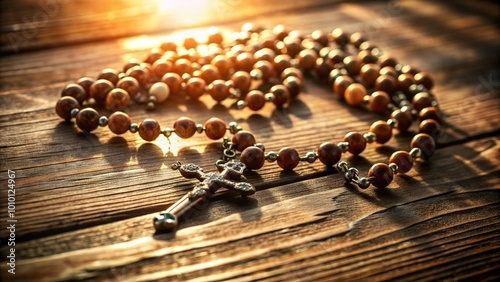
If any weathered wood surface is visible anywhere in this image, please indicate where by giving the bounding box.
[0,0,499,281]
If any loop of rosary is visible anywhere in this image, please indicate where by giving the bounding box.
[55,23,442,193]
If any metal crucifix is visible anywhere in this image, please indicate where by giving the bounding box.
[153,161,256,232]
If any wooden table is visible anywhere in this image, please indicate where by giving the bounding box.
[1,0,499,281]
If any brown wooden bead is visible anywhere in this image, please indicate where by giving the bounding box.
[199,64,220,85]
[368,163,394,188]
[412,92,433,112]
[76,108,100,132]
[152,58,173,79]
[245,90,266,111]
[397,73,416,94]
[419,119,441,140]
[390,109,413,133]
[208,80,230,102]
[211,55,232,77]
[253,60,274,81]
[411,133,436,159]
[144,48,163,65]
[350,32,367,48]
[240,146,265,170]
[414,72,434,90]
[375,74,398,94]
[359,41,377,51]
[378,55,398,68]
[174,117,197,139]
[55,96,80,121]
[389,151,413,174]
[183,37,197,49]
[106,88,130,112]
[126,66,150,87]
[277,147,300,170]
[185,77,206,100]
[312,30,329,46]
[370,120,393,144]
[204,118,227,140]
[138,119,161,141]
[283,76,302,99]
[297,49,317,70]
[401,65,420,76]
[317,142,342,166]
[270,85,290,107]
[332,28,349,46]
[343,55,361,76]
[419,107,441,123]
[108,111,131,135]
[160,41,177,52]
[327,49,346,65]
[254,48,275,62]
[379,66,398,78]
[235,52,255,72]
[369,91,391,113]
[61,83,87,104]
[344,83,367,107]
[273,24,289,41]
[343,132,366,155]
[90,79,114,104]
[357,50,378,65]
[232,131,256,152]
[173,58,193,75]
[333,75,354,99]
[283,36,302,58]
[97,68,120,86]
[76,77,94,98]
[161,73,182,96]
[123,58,141,73]
[116,77,140,98]
[360,63,380,87]
[231,71,252,93]
[281,67,303,82]
[315,57,334,80]
[273,54,292,75]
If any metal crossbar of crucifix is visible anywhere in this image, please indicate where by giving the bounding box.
[153,161,256,232]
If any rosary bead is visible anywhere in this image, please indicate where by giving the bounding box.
[389,151,413,174]
[390,109,413,132]
[253,60,274,81]
[343,55,361,76]
[414,72,434,90]
[174,117,197,139]
[61,83,87,104]
[369,120,393,144]
[344,83,367,107]
[106,88,130,112]
[108,111,131,134]
[274,54,292,75]
[333,75,354,99]
[240,146,265,170]
[123,58,141,73]
[378,55,398,68]
[232,130,256,152]
[76,77,94,98]
[125,66,151,87]
[198,65,220,85]
[379,66,398,78]
[327,49,346,65]
[149,82,170,103]
[144,48,164,65]
[208,80,230,102]
[270,85,290,107]
[152,59,173,79]
[368,163,394,188]
[350,32,367,48]
[332,28,349,46]
[369,91,391,113]
[343,132,367,155]
[138,119,161,141]
[419,106,441,123]
[90,79,114,104]
[97,68,120,86]
[254,48,275,62]
[360,63,380,87]
[204,118,227,140]
[245,90,266,111]
[359,41,377,51]
[161,73,182,96]
[231,71,252,93]
[412,92,433,112]
[419,119,441,140]
[312,30,330,47]
[281,67,303,82]
[273,24,289,41]
[397,73,416,94]
[173,58,193,76]
[211,55,233,77]
[283,76,302,99]
[411,133,436,159]
[76,108,100,132]
[277,147,300,170]
[235,52,255,72]
[357,50,378,65]
[185,77,206,100]
[283,36,303,58]
[116,77,140,98]
[317,142,342,166]
[401,65,420,76]
[297,49,317,70]
[375,74,398,94]
[183,37,197,50]
[315,57,334,80]
[55,96,80,121]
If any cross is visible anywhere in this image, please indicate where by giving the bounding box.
[153,161,256,232]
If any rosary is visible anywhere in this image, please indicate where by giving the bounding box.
[54,24,441,233]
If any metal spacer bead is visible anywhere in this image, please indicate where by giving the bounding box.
[265,93,275,102]
[300,152,318,163]
[250,69,263,80]
[129,123,139,133]
[336,161,348,173]
[401,105,411,113]
[265,151,279,162]
[387,118,398,128]
[338,142,349,153]
[348,167,359,177]
[254,143,265,152]
[230,88,241,99]
[146,101,156,111]
[356,177,371,189]
[162,128,174,137]
[363,132,376,143]
[228,122,239,134]
[389,163,399,174]
[237,100,247,109]
[99,116,108,127]
[431,100,439,107]
[70,108,80,118]
[409,147,422,159]
[196,124,204,134]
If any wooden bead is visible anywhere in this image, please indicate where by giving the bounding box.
[254,48,275,63]
[139,119,161,141]
[350,32,367,48]
[185,77,206,100]
[76,77,94,97]
[90,79,114,104]
[161,73,182,96]
[199,64,221,85]
[389,151,413,174]
[419,119,441,140]
[204,118,227,140]
[333,75,354,99]
[231,71,252,93]
[211,55,233,77]
[283,76,302,99]
[277,147,300,170]
[144,48,163,65]
[208,80,230,102]
[97,68,120,85]
[369,120,393,144]
[125,66,150,86]
[297,49,317,70]
[332,28,349,46]
[357,50,377,65]
[240,146,265,170]
[173,117,197,139]
[55,96,80,121]
[232,131,256,152]
[270,85,290,107]
[312,30,329,46]
[235,52,255,72]
[344,83,367,107]
[281,67,303,81]
[317,142,342,166]
[273,54,292,75]
[61,83,87,104]
[375,74,398,94]
[378,55,398,68]
[76,108,100,132]
[419,107,441,123]
[414,72,434,90]
[379,66,398,78]
[327,49,345,65]
[368,163,394,188]
[360,63,380,87]
[369,91,391,113]
[315,57,334,80]
[173,58,192,75]
[123,58,141,73]
[343,132,366,155]
[152,58,173,78]
[245,90,266,111]
[412,92,433,111]
[116,77,140,98]
[108,111,131,134]
[343,55,361,76]
[283,36,302,58]
[397,73,416,94]
[390,109,413,133]
[401,65,420,76]
[411,133,436,159]
[253,60,275,81]
[149,82,170,103]
[273,24,289,41]
[106,88,130,112]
